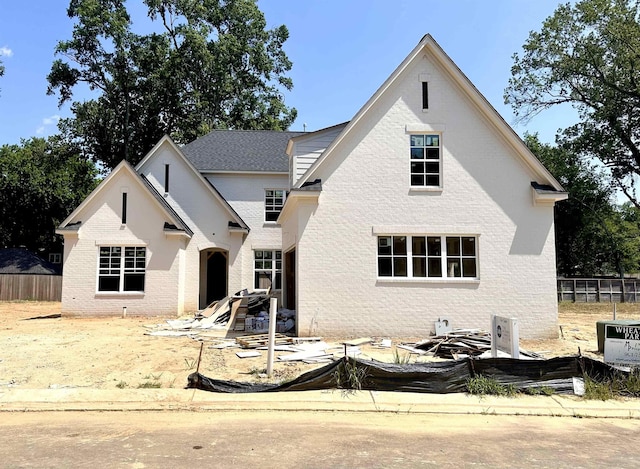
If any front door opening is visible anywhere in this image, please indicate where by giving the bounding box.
[200,249,228,309]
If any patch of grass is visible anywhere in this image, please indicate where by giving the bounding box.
[583,374,613,400]
[583,368,640,400]
[333,358,369,394]
[466,375,517,397]
[137,381,162,389]
[392,349,412,364]
[184,358,197,370]
[115,381,128,389]
[523,386,555,396]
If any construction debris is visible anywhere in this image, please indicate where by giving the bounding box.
[236,333,294,349]
[405,329,543,360]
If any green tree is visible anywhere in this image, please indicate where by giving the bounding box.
[524,134,625,276]
[47,0,297,169]
[0,137,98,254]
[505,0,640,207]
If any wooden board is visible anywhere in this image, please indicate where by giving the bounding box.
[236,333,293,349]
[342,337,373,347]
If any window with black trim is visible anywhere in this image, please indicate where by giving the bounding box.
[378,235,477,279]
[265,189,285,222]
[98,246,146,292]
[410,134,441,187]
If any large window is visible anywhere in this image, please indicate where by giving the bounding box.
[378,235,477,279]
[265,189,286,222]
[98,246,146,292]
[410,134,441,187]
[254,250,282,290]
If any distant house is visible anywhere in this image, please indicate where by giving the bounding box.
[0,248,60,275]
[56,35,567,338]
[0,248,62,301]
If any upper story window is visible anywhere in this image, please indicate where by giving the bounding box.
[377,235,477,279]
[410,134,441,188]
[98,246,146,292]
[265,189,286,223]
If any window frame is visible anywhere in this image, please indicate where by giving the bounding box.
[96,245,146,294]
[409,133,442,189]
[264,189,286,223]
[377,235,478,281]
[253,249,282,291]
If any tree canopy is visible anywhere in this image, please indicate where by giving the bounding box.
[0,137,98,254]
[505,0,640,207]
[525,134,640,276]
[48,0,297,169]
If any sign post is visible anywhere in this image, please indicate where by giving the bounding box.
[491,315,519,358]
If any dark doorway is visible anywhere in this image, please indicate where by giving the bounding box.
[285,249,296,310]
[206,250,227,306]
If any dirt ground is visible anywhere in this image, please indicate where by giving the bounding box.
[1,301,638,390]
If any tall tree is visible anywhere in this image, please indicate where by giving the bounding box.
[0,137,98,254]
[524,134,629,276]
[48,0,297,169]
[505,0,640,207]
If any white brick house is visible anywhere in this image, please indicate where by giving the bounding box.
[57,35,566,338]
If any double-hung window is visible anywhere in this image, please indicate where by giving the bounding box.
[378,235,477,279]
[254,250,282,290]
[98,246,146,292]
[265,189,286,223]
[410,134,441,187]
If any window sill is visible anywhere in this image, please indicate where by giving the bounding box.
[376,277,479,285]
[409,187,443,194]
[95,292,145,298]
[262,222,281,227]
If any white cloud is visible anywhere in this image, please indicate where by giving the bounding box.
[43,114,61,125]
[36,114,61,135]
[0,46,13,57]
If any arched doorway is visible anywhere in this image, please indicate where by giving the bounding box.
[199,249,228,309]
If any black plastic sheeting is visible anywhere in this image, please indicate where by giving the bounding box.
[187,355,625,395]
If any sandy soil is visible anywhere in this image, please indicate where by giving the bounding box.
[1,301,639,390]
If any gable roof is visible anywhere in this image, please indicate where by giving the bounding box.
[57,159,193,237]
[0,248,60,275]
[295,34,565,193]
[135,136,249,231]
[181,129,305,173]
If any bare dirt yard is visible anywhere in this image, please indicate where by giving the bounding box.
[1,301,638,390]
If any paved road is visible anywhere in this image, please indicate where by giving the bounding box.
[2,411,639,468]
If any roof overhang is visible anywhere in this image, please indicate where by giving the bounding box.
[277,180,322,224]
[531,182,569,206]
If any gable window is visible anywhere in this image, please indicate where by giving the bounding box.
[265,189,286,223]
[410,134,441,187]
[98,246,146,292]
[164,164,170,193]
[378,235,477,279]
[422,81,429,110]
[254,250,282,290]
[122,193,128,224]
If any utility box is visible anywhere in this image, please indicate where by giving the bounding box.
[596,320,640,352]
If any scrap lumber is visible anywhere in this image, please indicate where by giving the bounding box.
[343,337,373,347]
[236,351,261,359]
[236,333,293,349]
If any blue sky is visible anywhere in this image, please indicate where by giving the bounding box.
[0,0,574,146]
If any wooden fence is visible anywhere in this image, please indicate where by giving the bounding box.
[557,278,640,303]
[0,275,62,301]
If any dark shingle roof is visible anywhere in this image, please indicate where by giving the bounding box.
[181,129,305,173]
[0,248,60,275]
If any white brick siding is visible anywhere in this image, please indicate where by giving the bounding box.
[289,52,559,339]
